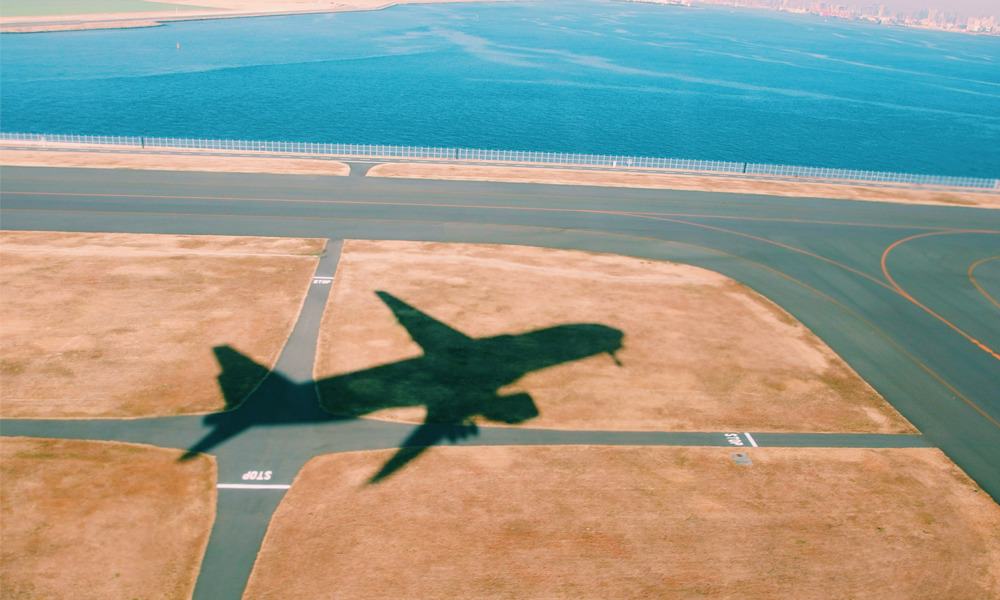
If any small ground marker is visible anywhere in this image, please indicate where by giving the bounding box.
[732,452,753,466]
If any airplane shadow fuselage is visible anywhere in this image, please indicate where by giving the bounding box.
[186,291,623,482]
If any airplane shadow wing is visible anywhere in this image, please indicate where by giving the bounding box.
[180,420,251,460]
[376,290,471,353]
[368,420,478,484]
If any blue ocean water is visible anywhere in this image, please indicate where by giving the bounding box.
[2,0,999,176]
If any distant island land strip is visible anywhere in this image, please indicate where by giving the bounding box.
[0,1,504,33]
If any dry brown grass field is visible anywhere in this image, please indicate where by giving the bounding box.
[314,240,911,432]
[0,437,216,600]
[0,231,324,418]
[367,162,1000,208]
[0,147,350,176]
[244,446,1000,599]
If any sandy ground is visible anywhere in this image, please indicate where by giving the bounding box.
[368,163,1000,209]
[0,147,350,176]
[1,19,163,32]
[313,240,910,433]
[244,446,1000,599]
[0,231,324,418]
[0,437,216,600]
[0,0,495,32]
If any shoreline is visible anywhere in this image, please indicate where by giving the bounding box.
[4,1,994,36]
[0,1,497,34]
[2,142,996,208]
[1,20,165,33]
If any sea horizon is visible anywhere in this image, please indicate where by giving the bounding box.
[2,0,998,177]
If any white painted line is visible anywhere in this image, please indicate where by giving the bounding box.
[744,432,759,447]
[312,276,334,280]
[724,432,744,446]
[217,483,290,490]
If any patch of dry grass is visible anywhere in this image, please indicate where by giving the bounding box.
[244,446,1000,600]
[0,147,350,176]
[367,163,1000,208]
[0,437,216,600]
[314,240,911,432]
[0,231,324,418]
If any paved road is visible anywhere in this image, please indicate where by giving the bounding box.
[1,165,997,597]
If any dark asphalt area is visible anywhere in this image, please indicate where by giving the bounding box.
[0,165,997,598]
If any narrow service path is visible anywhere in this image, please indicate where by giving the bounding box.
[190,240,342,600]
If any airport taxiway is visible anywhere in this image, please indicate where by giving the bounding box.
[1,165,997,597]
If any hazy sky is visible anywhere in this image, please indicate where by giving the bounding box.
[871,0,998,17]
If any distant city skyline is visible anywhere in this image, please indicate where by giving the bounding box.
[699,0,999,21]
[875,0,998,19]
[630,0,1000,34]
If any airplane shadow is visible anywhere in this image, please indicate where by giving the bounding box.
[183,290,623,483]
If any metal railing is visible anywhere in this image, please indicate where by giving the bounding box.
[2,131,997,189]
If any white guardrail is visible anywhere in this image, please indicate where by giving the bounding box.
[2,131,997,190]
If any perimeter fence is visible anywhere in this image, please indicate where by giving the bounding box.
[2,131,997,190]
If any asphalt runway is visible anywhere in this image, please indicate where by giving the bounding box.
[1,165,998,598]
